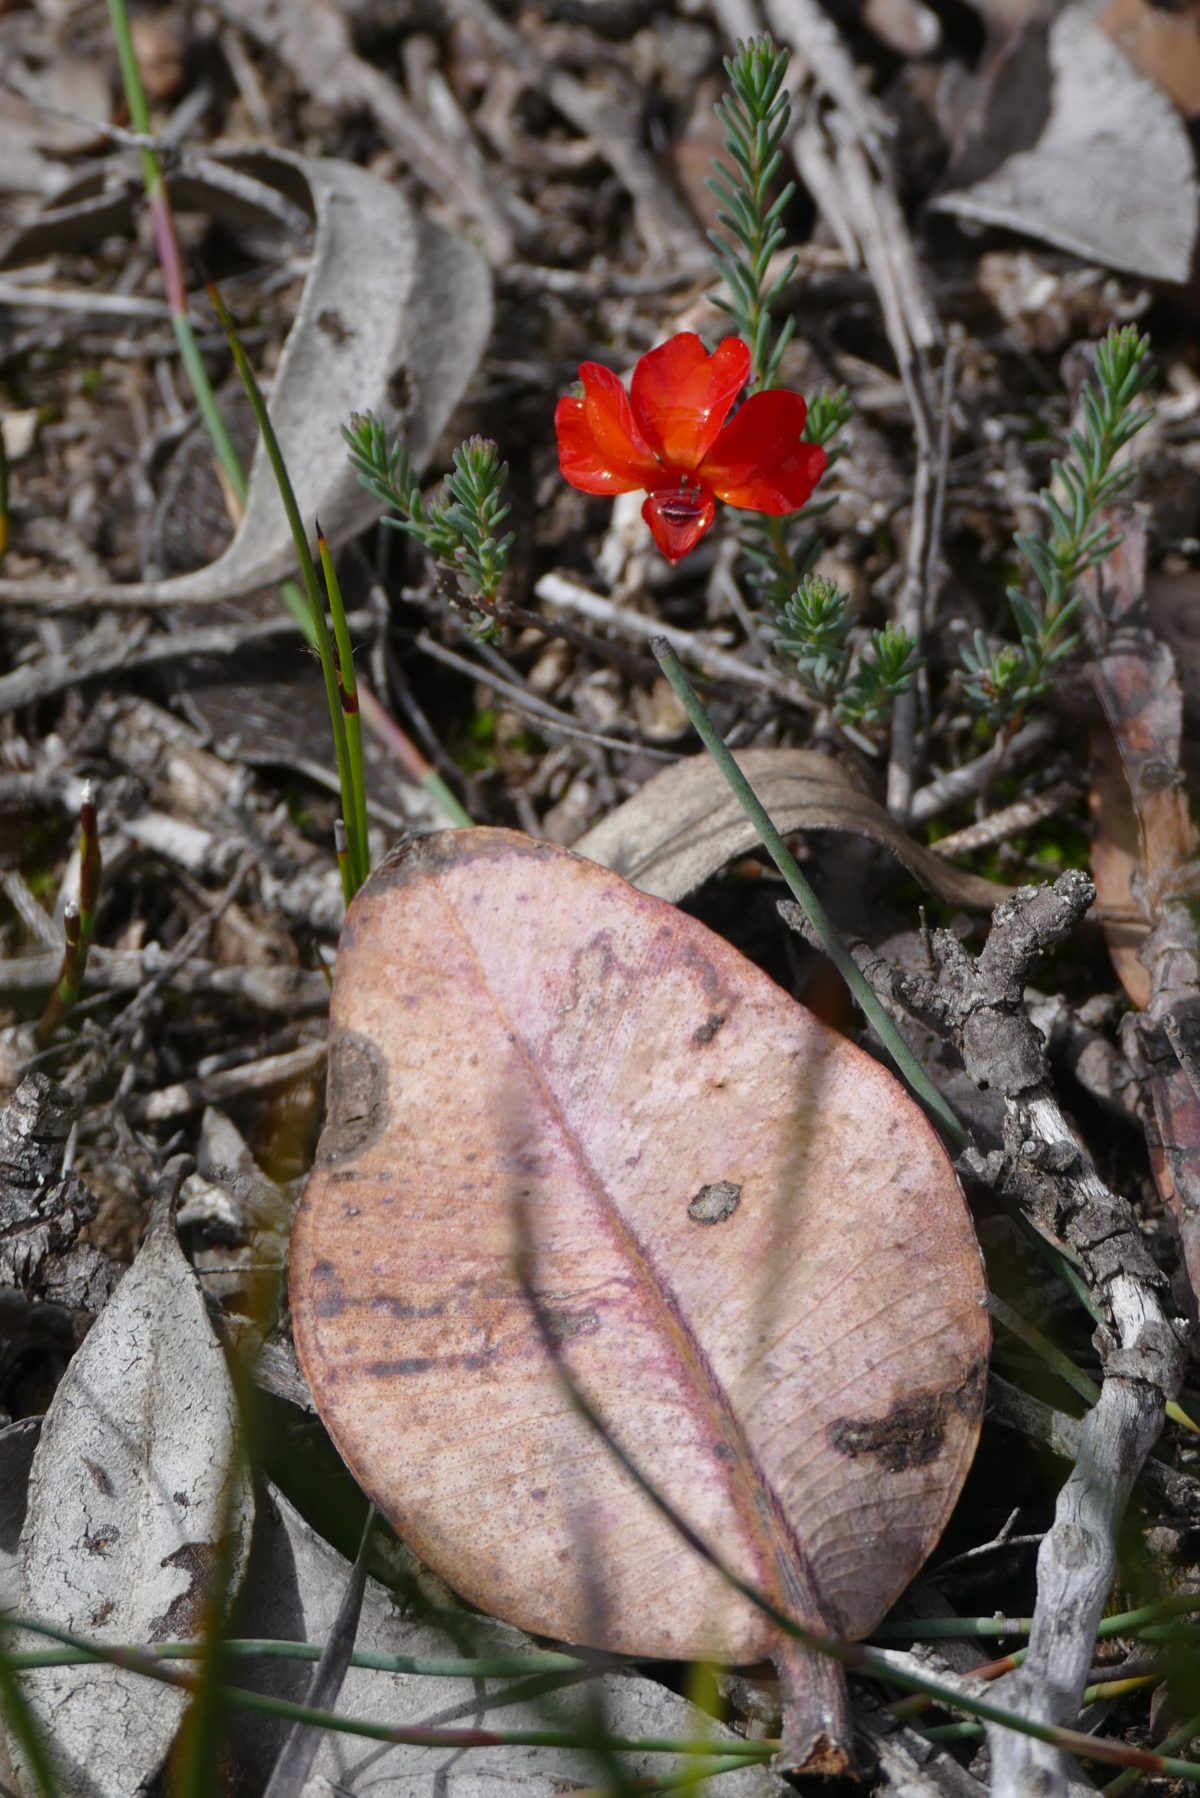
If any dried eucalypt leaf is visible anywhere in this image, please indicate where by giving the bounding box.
[291,829,989,1776]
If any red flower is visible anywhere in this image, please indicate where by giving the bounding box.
[554,333,828,563]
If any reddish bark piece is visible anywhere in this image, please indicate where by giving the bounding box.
[291,829,988,1774]
[1086,505,1200,1303]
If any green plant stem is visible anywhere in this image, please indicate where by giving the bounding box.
[108,0,466,839]
[989,1292,1197,1434]
[1105,1712,1200,1796]
[873,1594,1200,1647]
[105,0,243,501]
[206,281,359,902]
[651,639,965,1147]
[3,1633,593,1679]
[318,528,370,887]
[919,1673,1160,1745]
[0,1620,768,1760]
[987,1292,1100,1406]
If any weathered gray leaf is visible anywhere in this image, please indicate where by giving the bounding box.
[8,1188,252,1798]
[0,147,492,605]
[573,747,1010,909]
[232,1484,784,1796]
[934,6,1197,282]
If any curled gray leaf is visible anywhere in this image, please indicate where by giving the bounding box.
[9,1189,252,1798]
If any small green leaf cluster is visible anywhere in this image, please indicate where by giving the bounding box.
[708,36,797,393]
[776,573,921,732]
[963,325,1155,727]
[741,388,853,613]
[343,415,514,612]
[775,573,851,703]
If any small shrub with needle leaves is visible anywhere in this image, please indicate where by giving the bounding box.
[344,415,514,632]
[707,36,854,616]
[777,573,921,734]
[962,325,1155,729]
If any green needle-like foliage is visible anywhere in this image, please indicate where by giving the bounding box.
[438,437,515,605]
[841,623,923,731]
[963,325,1155,728]
[344,417,514,630]
[706,36,853,616]
[775,574,920,734]
[775,573,852,705]
[707,36,797,394]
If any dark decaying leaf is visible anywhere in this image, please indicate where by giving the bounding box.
[7,1186,252,1798]
[232,1481,784,1795]
[572,747,1010,909]
[0,1418,39,1612]
[290,828,989,1774]
[934,6,1197,282]
[0,148,492,606]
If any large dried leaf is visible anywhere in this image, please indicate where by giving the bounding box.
[0,148,491,606]
[291,829,989,1773]
[933,6,1197,282]
[8,1198,252,1798]
[572,747,1010,909]
[232,1481,783,1794]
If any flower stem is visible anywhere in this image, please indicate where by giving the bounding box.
[105,0,243,503]
[318,528,370,889]
[650,639,965,1148]
[205,281,362,897]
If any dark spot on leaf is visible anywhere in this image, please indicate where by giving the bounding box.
[712,1442,735,1460]
[174,1491,190,1508]
[369,1357,437,1376]
[371,1297,445,1319]
[543,1307,600,1341]
[81,1456,113,1495]
[688,1182,741,1225]
[825,1375,982,1473]
[692,1013,726,1045]
[312,1263,347,1318]
[148,1541,224,1640]
[320,1031,389,1163]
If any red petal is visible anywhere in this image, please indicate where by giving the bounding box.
[700,392,828,513]
[555,363,659,496]
[641,487,716,562]
[630,335,750,472]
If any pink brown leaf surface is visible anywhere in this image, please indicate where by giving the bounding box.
[290,829,988,1775]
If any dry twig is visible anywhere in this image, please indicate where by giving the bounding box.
[825,874,1190,1793]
